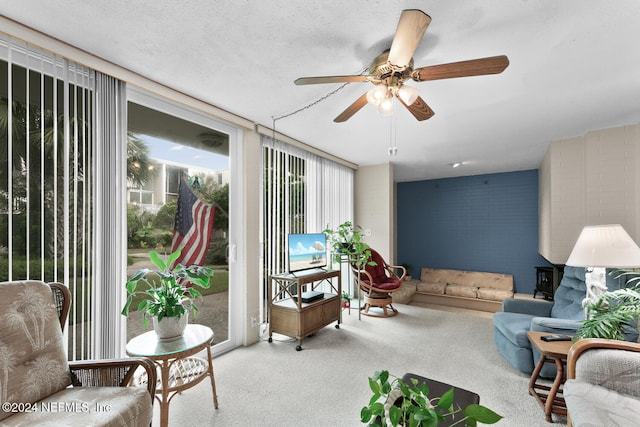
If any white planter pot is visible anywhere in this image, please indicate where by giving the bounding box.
[153,312,188,340]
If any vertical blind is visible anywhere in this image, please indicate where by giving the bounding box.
[94,73,127,358]
[261,135,354,315]
[0,35,125,360]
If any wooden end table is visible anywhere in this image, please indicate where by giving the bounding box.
[527,331,573,423]
[126,324,219,427]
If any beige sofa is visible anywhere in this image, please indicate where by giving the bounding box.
[410,268,514,312]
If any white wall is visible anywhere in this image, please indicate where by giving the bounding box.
[242,130,262,345]
[539,123,640,264]
[354,163,396,262]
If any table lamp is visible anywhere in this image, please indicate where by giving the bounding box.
[566,224,640,316]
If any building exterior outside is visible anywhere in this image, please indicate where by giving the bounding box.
[128,157,230,213]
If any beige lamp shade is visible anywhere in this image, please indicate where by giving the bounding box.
[566,224,640,267]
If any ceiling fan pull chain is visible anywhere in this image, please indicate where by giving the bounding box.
[388,106,398,156]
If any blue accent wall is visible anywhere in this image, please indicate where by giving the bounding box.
[397,170,549,294]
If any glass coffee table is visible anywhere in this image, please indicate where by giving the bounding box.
[126,324,218,427]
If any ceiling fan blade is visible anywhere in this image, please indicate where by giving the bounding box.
[294,75,370,85]
[387,9,431,68]
[412,55,509,81]
[334,93,368,122]
[398,96,434,121]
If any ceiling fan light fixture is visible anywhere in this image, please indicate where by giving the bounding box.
[366,84,387,106]
[294,10,509,123]
[378,93,394,116]
[397,84,419,105]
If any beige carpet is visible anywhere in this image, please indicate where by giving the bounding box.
[151,303,567,426]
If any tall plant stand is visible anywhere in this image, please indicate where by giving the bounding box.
[340,254,365,320]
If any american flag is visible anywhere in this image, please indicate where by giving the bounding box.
[170,176,215,267]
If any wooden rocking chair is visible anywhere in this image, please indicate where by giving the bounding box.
[352,248,406,317]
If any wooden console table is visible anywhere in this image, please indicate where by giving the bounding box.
[268,269,341,350]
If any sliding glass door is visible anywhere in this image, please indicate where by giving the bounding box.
[126,88,241,355]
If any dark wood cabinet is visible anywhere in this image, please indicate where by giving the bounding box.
[534,266,564,300]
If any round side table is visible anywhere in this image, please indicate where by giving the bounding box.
[126,324,218,427]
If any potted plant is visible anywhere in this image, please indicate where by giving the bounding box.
[323,221,374,270]
[341,290,351,309]
[121,247,214,340]
[400,263,412,281]
[361,370,502,427]
[574,269,640,340]
[324,221,376,315]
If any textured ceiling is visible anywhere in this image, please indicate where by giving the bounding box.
[3,1,640,181]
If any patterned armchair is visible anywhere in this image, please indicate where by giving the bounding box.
[565,338,640,427]
[0,280,156,426]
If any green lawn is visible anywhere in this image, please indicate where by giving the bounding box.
[125,248,229,312]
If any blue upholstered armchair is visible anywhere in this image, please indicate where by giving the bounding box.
[493,266,638,377]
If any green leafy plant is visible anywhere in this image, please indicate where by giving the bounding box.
[574,269,640,340]
[361,370,502,427]
[323,221,374,270]
[121,247,214,326]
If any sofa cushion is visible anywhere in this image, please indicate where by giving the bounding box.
[1,386,153,427]
[420,268,514,293]
[450,271,481,287]
[564,380,640,427]
[416,281,446,294]
[445,285,477,298]
[477,288,513,301]
[480,272,514,291]
[420,267,460,283]
[0,281,71,421]
[392,281,417,304]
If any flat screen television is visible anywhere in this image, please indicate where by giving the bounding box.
[287,233,327,274]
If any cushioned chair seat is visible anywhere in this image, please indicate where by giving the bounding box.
[2,387,153,426]
[364,278,401,291]
[565,339,640,426]
[0,281,155,426]
[564,380,640,426]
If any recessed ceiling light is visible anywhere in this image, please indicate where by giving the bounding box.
[450,162,463,168]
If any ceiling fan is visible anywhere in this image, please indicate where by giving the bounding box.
[294,9,509,122]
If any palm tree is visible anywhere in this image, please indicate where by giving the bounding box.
[0,341,17,402]
[23,354,68,400]
[127,132,157,187]
[5,287,49,351]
